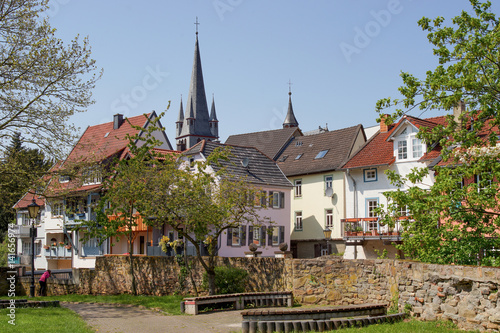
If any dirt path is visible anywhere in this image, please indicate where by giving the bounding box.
[61,302,243,333]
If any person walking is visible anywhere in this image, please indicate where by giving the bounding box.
[38,269,51,296]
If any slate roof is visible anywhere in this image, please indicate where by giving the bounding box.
[277,125,365,177]
[342,115,447,170]
[184,140,292,188]
[225,127,303,161]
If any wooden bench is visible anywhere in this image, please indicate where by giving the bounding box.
[182,291,293,315]
[240,303,403,333]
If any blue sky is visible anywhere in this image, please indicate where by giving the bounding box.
[47,0,499,146]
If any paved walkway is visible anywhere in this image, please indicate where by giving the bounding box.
[61,302,243,333]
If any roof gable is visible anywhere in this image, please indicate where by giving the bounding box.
[277,125,364,176]
[224,127,303,160]
[184,140,292,188]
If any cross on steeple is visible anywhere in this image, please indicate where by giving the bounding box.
[195,17,200,35]
[288,79,293,95]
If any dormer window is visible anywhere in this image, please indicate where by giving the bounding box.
[82,166,102,185]
[397,140,407,160]
[59,175,70,183]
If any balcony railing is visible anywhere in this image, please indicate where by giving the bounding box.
[341,217,409,240]
[10,225,31,237]
[44,246,72,258]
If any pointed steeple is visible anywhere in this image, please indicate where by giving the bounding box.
[209,94,219,139]
[175,19,219,150]
[176,96,184,137]
[283,88,299,128]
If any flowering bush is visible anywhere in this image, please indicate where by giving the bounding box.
[159,235,170,254]
[59,242,65,247]
[169,239,184,249]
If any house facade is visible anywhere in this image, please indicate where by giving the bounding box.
[341,114,447,259]
[171,140,293,257]
[277,125,366,258]
[13,112,173,270]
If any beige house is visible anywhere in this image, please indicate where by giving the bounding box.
[277,125,366,258]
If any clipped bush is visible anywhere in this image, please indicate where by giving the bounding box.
[202,266,249,295]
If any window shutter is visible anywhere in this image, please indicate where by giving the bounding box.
[269,191,274,207]
[261,226,266,246]
[241,226,246,246]
[248,226,253,245]
[279,226,285,244]
[227,228,232,246]
[268,227,273,246]
[280,192,285,208]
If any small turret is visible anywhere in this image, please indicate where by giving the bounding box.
[176,96,184,137]
[209,94,219,139]
[283,89,299,129]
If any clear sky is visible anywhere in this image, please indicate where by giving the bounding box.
[47,0,499,146]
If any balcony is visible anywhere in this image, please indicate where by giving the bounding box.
[10,225,31,238]
[44,246,72,258]
[341,217,407,242]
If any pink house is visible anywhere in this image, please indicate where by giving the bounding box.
[176,140,293,257]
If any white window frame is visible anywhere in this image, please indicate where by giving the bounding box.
[295,211,303,231]
[363,168,377,182]
[326,209,333,228]
[397,140,407,160]
[294,179,302,198]
[324,175,333,193]
[367,199,379,218]
[412,138,423,158]
[272,227,280,246]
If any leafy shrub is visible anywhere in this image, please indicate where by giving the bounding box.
[202,266,249,295]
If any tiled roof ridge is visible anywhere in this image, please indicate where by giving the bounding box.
[204,140,277,163]
[340,128,381,169]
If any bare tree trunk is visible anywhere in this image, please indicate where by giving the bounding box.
[128,222,136,296]
[184,244,198,296]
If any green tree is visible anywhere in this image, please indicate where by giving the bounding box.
[0,133,53,232]
[79,114,170,295]
[0,0,101,159]
[376,0,500,265]
[140,147,270,295]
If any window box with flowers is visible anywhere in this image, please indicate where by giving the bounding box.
[65,245,72,250]
[43,245,50,250]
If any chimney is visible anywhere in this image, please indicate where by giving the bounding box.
[380,114,389,133]
[113,114,123,129]
[453,100,465,125]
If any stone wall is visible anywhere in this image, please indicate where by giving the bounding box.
[2,257,499,331]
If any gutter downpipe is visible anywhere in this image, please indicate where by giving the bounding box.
[346,169,358,259]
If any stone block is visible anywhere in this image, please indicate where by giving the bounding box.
[458,307,476,319]
[490,314,500,325]
[440,304,458,315]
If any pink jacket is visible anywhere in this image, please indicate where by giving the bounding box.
[39,271,50,282]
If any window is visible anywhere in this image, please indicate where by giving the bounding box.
[397,140,407,160]
[324,175,333,194]
[67,198,87,215]
[326,209,333,228]
[272,227,279,246]
[295,211,303,231]
[232,227,241,246]
[367,199,378,218]
[412,138,423,158]
[295,154,303,160]
[363,168,377,182]
[294,180,302,198]
[20,213,29,226]
[295,141,303,147]
[52,202,63,217]
[22,241,31,255]
[252,227,260,246]
[279,155,288,162]
[397,204,408,217]
[227,226,246,247]
[269,191,285,209]
[474,174,492,193]
[315,149,329,159]
[59,175,70,183]
[82,166,102,185]
[258,190,267,207]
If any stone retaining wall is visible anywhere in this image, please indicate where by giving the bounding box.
[2,257,499,331]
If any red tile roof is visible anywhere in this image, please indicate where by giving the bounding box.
[342,115,447,169]
[64,114,152,165]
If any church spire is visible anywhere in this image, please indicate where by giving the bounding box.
[283,81,299,128]
[175,18,217,150]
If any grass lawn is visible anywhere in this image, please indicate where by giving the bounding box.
[14,294,186,315]
[332,318,478,332]
[0,306,93,333]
